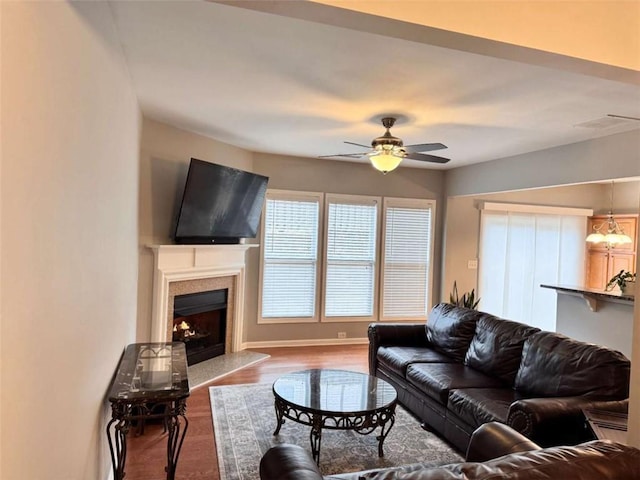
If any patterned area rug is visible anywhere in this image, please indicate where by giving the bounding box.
[209,383,462,480]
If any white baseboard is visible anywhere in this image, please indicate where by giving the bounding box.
[242,337,369,349]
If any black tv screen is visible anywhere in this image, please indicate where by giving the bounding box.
[173,159,269,244]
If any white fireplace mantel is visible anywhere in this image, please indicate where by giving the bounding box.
[148,244,257,351]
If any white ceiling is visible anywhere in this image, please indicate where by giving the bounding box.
[109,0,640,170]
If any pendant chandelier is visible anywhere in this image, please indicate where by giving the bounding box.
[585,181,632,246]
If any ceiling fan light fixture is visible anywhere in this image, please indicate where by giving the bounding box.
[320,116,449,168]
[369,152,403,174]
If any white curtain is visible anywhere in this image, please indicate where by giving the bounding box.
[479,209,586,331]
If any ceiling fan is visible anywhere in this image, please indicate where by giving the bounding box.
[320,117,450,173]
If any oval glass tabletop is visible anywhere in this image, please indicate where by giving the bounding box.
[272,368,397,415]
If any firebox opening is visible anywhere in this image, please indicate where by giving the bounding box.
[172,289,228,366]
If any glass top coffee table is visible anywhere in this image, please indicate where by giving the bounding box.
[272,369,398,464]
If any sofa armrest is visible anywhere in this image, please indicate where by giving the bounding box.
[466,422,541,462]
[368,323,428,375]
[259,444,323,480]
[507,396,608,446]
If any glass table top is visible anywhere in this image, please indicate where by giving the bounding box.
[108,343,190,403]
[273,369,397,414]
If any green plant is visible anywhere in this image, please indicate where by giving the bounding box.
[449,281,481,310]
[606,270,637,291]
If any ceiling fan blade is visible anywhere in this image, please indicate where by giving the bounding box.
[344,141,372,149]
[405,152,450,164]
[404,142,447,153]
[318,152,367,158]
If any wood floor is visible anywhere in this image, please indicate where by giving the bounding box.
[124,344,369,480]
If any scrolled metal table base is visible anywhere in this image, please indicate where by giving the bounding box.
[107,399,189,480]
[273,396,397,464]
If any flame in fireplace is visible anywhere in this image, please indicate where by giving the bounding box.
[173,320,195,337]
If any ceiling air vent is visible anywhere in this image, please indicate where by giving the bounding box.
[575,114,640,129]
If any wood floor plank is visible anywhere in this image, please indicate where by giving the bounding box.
[124,344,369,479]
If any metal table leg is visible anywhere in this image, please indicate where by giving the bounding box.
[107,403,132,480]
[165,400,189,480]
[310,414,323,465]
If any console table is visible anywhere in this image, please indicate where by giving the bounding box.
[106,342,190,480]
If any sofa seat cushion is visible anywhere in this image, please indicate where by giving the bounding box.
[464,315,539,386]
[425,303,485,362]
[514,331,631,398]
[448,387,526,428]
[377,346,455,377]
[406,363,506,405]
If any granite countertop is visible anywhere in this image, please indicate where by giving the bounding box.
[541,284,634,312]
[541,284,634,301]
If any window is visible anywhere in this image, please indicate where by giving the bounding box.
[380,198,434,320]
[478,203,590,331]
[258,189,438,324]
[259,190,322,323]
[322,194,380,321]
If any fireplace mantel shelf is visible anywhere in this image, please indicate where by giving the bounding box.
[148,244,259,250]
[148,244,258,271]
[148,244,259,260]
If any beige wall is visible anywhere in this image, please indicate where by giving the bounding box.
[138,120,639,349]
[446,129,640,197]
[1,2,140,479]
[136,122,445,344]
[137,118,253,341]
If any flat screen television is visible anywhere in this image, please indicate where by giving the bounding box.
[173,158,269,244]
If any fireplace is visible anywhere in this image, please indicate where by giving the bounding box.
[173,289,228,365]
[148,244,257,354]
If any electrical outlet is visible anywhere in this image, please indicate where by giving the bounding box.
[467,259,478,270]
[337,332,347,339]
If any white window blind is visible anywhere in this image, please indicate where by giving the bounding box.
[323,195,380,319]
[381,199,433,319]
[479,207,587,331]
[260,191,321,321]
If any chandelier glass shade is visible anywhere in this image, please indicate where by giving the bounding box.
[585,213,632,245]
[585,181,632,246]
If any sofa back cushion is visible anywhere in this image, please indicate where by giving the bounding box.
[425,304,482,362]
[324,441,640,479]
[514,331,630,398]
[464,316,540,385]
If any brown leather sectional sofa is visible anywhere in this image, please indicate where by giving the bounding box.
[368,303,630,452]
[259,422,640,479]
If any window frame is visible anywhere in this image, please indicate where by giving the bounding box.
[321,193,382,323]
[379,197,436,322]
[257,189,324,324]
